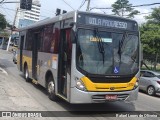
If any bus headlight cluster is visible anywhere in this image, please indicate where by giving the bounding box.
[133,81,139,90]
[75,77,86,91]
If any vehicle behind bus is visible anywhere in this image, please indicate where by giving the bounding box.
[17,11,140,104]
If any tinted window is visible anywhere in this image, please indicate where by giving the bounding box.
[143,72,155,77]
[42,24,54,53]
[25,30,33,50]
[53,22,60,53]
[140,71,145,77]
[156,75,160,79]
[35,28,44,52]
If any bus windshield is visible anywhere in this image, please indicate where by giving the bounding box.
[77,29,139,75]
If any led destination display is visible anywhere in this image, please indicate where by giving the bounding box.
[77,13,138,31]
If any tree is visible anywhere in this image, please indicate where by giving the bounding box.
[140,7,160,70]
[0,14,7,30]
[7,22,12,28]
[0,31,9,37]
[145,7,160,24]
[112,0,139,18]
[140,23,160,70]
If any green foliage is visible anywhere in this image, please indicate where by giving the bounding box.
[0,14,7,30]
[145,7,160,24]
[112,0,139,18]
[140,7,160,70]
[7,23,12,28]
[140,24,160,57]
[0,31,9,37]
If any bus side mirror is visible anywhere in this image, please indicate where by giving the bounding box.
[71,29,76,43]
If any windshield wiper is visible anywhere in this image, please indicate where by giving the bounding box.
[94,29,105,64]
[118,32,128,59]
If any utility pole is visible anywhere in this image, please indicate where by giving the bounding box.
[7,7,18,51]
[86,0,91,11]
[12,7,18,30]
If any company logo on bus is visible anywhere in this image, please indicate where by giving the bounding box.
[105,76,120,78]
[110,87,115,90]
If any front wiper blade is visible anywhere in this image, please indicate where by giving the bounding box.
[94,29,105,64]
[118,32,128,59]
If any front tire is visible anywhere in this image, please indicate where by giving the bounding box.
[47,76,58,101]
[147,86,155,96]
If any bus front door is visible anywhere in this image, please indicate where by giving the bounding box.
[20,36,24,71]
[58,29,71,98]
[32,33,39,80]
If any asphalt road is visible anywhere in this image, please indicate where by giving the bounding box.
[0,50,160,120]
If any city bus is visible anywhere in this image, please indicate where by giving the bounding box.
[17,11,140,103]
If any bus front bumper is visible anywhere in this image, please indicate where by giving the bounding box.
[70,87,139,104]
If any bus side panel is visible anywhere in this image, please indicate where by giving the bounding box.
[37,52,58,89]
[22,50,32,78]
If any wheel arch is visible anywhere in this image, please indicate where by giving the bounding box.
[147,85,155,90]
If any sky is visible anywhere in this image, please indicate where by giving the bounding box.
[0,0,160,25]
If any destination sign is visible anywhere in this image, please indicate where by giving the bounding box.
[77,13,138,31]
[87,17,127,29]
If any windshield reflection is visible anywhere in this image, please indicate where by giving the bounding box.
[76,29,139,75]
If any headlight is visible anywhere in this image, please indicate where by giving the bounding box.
[133,81,139,89]
[75,77,86,91]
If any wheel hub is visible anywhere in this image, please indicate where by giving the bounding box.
[148,87,154,95]
[48,81,54,94]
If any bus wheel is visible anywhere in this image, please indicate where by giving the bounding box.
[47,76,57,101]
[24,65,30,82]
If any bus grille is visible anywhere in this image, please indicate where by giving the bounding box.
[92,94,129,102]
[89,76,133,83]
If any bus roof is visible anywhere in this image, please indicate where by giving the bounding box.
[18,11,76,31]
[18,11,138,31]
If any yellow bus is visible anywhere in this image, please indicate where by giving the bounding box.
[17,11,140,103]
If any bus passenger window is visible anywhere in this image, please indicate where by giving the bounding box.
[42,24,54,53]
[25,30,33,50]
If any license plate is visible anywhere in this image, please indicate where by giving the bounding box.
[105,95,117,100]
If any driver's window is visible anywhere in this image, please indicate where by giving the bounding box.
[122,35,138,56]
